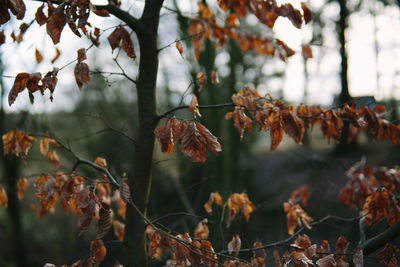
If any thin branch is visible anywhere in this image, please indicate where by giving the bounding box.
[361,220,400,255]
[95,3,143,34]
[56,140,120,188]
[158,103,235,120]
[112,57,137,84]
[158,31,205,53]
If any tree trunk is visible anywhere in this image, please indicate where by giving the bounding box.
[122,1,164,266]
[338,0,351,105]
[0,58,27,267]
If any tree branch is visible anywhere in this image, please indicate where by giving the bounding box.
[361,221,400,255]
[96,3,143,34]
[158,103,235,120]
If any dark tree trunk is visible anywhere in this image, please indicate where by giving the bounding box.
[0,59,27,267]
[122,1,164,266]
[338,0,351,105]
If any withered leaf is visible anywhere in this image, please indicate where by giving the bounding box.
[35,4,47,26]
[35,49,43,64]
[0,184,8,208]
[107,26,136,59]
[204,191,223,215]
[76,48,87,63]
[189,94,201,117]
[227,235,241,256]
[194,218,209,239]
[176,40,184,56]
[353,248,363,267]
[74,62,90,89]
[302,44,313,59]
[90,239,107,265]
[196,72,206,92]
[301,2,312,24]
[2,129,36,159]
[96,202,112,240]
[51,48,61,64]
[178,121,221,163]
[154,118,181,155]
[113,220,125,241]
[120,176,132,204]
[46,4,67,44]
[0,31,5,45]
[211,71,219,84]
[8,72,30,106]
[17,177,28,200]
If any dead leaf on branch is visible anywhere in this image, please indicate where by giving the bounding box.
[96,202,112,240]
[204,191,223,215]
[196,72,206,92]
[283,201,313,235]
[90,239,107,266]
[189,94,201,118]
[113,220,125,241]
[227,192,256,226]
[176,40,184,56]
[227,234,241,256]
[194,218,209,239]
[17,177,28,200]
[2,129,36,160]
[0,184,8,208]
[107,26,136,59]
[46,4,66,44]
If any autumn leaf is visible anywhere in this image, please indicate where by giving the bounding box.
[227,235,241,256]
[283,202,313,235]
[363,189,389,225]
[8,72,30,106]
[120,176,132,204]
[211,71,219,84]
[198,2,212,19]
[0,31,5,45]
[281,105,305,144]
[302,44,313,59]
[74,62,90,89]
[189,94,201,117]
[353,248,363,267]
[290,186,310,207]
[178,121,221,163]
[154,118,181,155]
[35,48,43,63]
[227,193,256,226]
[107,26,136,59]
[35,4,47,26]
[196,72,206,92]
[90,239,107,265]
[316,254,336,267]
[194,218,209,239]
[17,177,28,200]
[0,184,8,208]
[176,40,184,56]
[226,106,253,140]
[301,2,312,24]
[378,243,398,266]
[96,202,112,240]
[335,236,349,261]
[46,4,67,44]
[2,129,36,159]
[113,220,125,241]
[204,191,223,215]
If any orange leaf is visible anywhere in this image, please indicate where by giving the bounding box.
[176,40,184,56]
[2,129,36,159]
[378,243,398,266]
[302,44,313,59]
[154,118,181,154]
[35,48,43,63]
[211,71,219,84]
[178,121,221,163]
[290,186,310,207]
[204,192,223,215]
[281,106,305,144]
[8,72,30,106]
[227,234,241,256]
[113,220,125,241]
[189,94,201,117]
[94,157,107,169]
[17,177,28,200]
[196,72,206,92]
[90,239,107,265]
[227,193,255,226]
[198,2,212,19]
[74,62,90,89]
[194,218,209,239]
[0,184,8,208]
[51,48,61,64]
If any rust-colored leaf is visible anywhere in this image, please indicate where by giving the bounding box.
[90,239,107,265]
[198,2,212,19]
[194,218,209,239]
[189,94,201,117]
[120,176,132,204]
[378,243,398,266]
[154,118,181,155]
[335,236,349,260]
[35,48,43,64]
[283,202,313,235]
[316,254,336,267]
[0,31,5,46]
[8,72,30,106]
[301,2,311,24]
[227,234,241,256]
[178,121,221,163]
[225,13,238,28]
[281,105,305,144]
[51,48,61,64]
[77,48,87,63]
[290,186,310,207]
[211,71,219,84]
[35,4,47,26]
[204,191,223,215]
[196,72,206,92]
[17,177,28,200]
[74,62,90,89]
[2,129,36,159]
[0,184,8,208]
[227,193,256,226]
[46,4,66,44]
[113,220,125,241]
[96,202,112,240]
[176,40,184,56]
[302,44,313,59]
[363,189,389,225]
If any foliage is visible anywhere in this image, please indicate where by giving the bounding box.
[1,0,400,266]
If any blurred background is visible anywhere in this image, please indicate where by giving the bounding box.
[1,0,400,266]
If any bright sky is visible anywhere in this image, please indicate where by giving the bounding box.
[1,0,400,112]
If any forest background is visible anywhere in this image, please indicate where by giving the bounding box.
[1,0,400,266]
